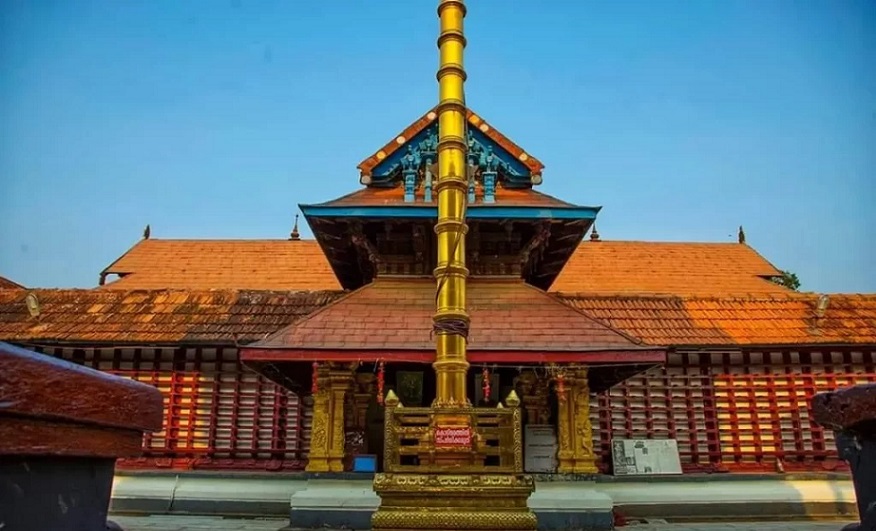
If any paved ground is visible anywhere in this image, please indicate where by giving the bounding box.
[111,515,856,531]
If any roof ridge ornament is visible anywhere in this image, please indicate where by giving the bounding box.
[738,225,746,244]
[289,214,301,241]
[590,224,601,242]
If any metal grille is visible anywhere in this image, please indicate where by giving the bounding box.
[45,346,308,471]
[592,349,876,473]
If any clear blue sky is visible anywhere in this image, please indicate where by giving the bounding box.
[1,0,873,292]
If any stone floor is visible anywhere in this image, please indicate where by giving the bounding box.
[111,515,855,531]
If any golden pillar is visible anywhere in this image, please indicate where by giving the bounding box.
[556,368,598,474]
[305,364,353,473]
[371,3,536,527]
[305,365,331,472]
[432,0,470,408]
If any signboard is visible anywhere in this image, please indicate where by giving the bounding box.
[434,426,472,448]
[611,438,683,476]
[524,424,557,473]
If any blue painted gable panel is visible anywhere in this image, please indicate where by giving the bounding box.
[370,122,531,186]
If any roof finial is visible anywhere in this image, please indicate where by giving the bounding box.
[589,223,601,242]
[143,224,151,240]
[289,215,300,241]
[738,225,746,244]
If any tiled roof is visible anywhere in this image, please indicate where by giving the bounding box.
[94,238,795,296]
[357,107,544,178]
[100,239,342,291]
[0,276,24,290]
[551,240,788,296]
[249,277,646,352]
[558,293,876,346]
[0,288,342,344]
[314,186,577,208]
[2,287,872,349]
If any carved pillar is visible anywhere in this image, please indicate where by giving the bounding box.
[571,368,598,473]
[305,365,332,473]
[305,364,354,473]
[556,370,574,474]
[535,374,551,424]
[557,368,598,474]
[516,371,540,424]
[353,373,376,431]
[328,367,353,472]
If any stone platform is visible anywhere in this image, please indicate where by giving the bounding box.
[109,514,858,531]
[110,471,859,531]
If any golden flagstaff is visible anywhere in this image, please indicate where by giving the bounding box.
[370,2,539,530]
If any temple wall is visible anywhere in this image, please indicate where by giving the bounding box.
[35,346,313,472]
[593,349,876,473]
[32,345,876,474]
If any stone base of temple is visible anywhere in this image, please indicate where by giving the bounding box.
[370,473,537,531]
[108,472,861,530]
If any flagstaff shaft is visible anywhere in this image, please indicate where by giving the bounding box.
[432,0,470,408]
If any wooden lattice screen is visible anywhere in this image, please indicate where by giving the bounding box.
[41,346,310,471]
[36,346,876,474]
[592,349,876,473]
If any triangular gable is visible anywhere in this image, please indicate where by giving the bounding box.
[357,107,545,187]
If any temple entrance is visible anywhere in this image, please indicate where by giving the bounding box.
[354,365,564,473]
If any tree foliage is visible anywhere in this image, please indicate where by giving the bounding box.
[771,270,801,291]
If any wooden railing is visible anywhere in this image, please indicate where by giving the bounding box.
[382,391,524,475]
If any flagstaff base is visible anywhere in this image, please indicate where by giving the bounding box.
[371,473,537,531]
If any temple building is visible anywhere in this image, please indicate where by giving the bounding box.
[1,107,875,477]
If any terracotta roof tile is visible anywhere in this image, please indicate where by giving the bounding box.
[93,238,797,297]
[100,239,341,291]
[551,240,788,296]
[0,276,24,290]
[357,107,544,178]
[314,186,576,208]
[250,278,645,352]
[558,293,876,346]
[0,289,343,344]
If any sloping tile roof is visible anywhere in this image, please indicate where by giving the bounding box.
[558,293,876,346]
[0,276,24,290]
[249,277,646,351]
[95,238,792,296]
[551,240,788,296]
[313,186,578,208]
[0,288,342,344]
[357,107,544,178]
[100,239,342,291]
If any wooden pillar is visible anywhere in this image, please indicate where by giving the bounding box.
[353,372,376,430]
[305,364,354,473]
[516,370,540,424]
[557,368,598,474]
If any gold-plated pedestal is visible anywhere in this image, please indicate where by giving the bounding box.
[372,473,537,531]
[372,391,537,531]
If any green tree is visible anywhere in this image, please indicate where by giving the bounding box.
[771,270,801,291]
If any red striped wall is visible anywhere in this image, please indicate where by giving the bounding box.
[38,346,875,474]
